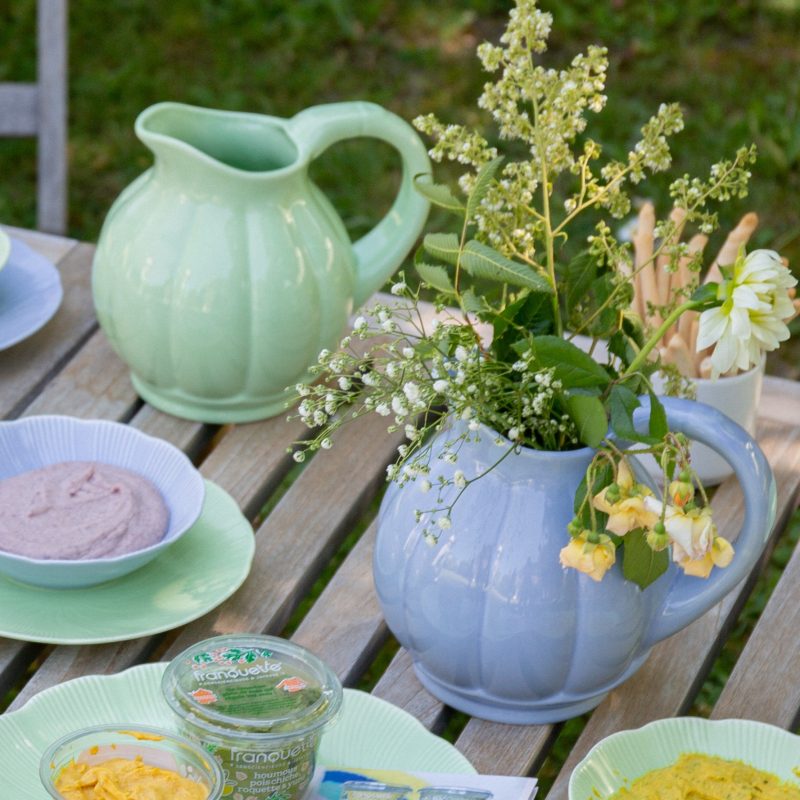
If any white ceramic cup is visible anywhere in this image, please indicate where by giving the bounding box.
[650,358,764,486]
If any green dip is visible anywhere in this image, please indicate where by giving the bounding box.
[162,635,342,800]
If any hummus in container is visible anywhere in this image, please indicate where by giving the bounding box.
[54,756,209,799]
[40,724,222,800]
[162,635,343,800]
[0,461,169,559]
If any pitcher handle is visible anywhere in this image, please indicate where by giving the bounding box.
[287,102,431,307]
[637,396,776,649]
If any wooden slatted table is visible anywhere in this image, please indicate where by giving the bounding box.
[2,225,800,796]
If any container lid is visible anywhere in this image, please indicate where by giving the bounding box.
[161,635,342,739]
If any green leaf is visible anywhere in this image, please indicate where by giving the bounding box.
[622,528,669,590]
[608,383,670,445]
[460,288,489,315]
[461,240,553,293]
[415,262,454,293]
[564,251,599,313]
[648,390,668,440]
[423,232,461,265]
[465,156,504,222]
[532,335,611,389]
[566,393,608,448]
[413,176,466,214]
[691,282,719,309]
[609,384,641,441]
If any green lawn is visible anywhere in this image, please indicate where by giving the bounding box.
[2,1,799,289]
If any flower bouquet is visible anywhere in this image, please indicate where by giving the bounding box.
[292,0,791,591]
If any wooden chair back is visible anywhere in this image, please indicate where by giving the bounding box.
[0,0,68,234]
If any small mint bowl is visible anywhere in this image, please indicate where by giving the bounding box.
[40,723,223,799]
[569,717,800,800]
[0,415,205,588]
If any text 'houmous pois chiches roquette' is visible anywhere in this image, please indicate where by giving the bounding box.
[162,635,342,800]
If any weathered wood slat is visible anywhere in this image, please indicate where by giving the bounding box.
[0,641,41,705]
[710,527,800,727]
[373,649,448,732]
[2,225,76,264]
[545,418,800,799]
[6,640,159,713]
[0,243,96,419]
[457,721,555,777]
[760,376,800,427]
[292,521,389,685]
[0,84,38,136]
[197,416,310,521]
[164,413,404,659]
[23,330,138,419]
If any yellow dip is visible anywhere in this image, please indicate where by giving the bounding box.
[610,754,800,799]
[54,756,208,800]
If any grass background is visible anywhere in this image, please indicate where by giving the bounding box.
[2,0,800,788]
[2,1,800,341]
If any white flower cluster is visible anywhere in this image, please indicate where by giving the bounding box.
[290,280,580,510]
[697,249,797,377]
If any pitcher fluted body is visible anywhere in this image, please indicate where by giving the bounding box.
[92,102,431,423]
[374,398,775,724]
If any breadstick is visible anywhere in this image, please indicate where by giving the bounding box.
[690,317,702,369]
[656,207,687,306]
[676,234,708,345]
[634,202,659,327]
[662,333,698,378]
[706,212,759,283]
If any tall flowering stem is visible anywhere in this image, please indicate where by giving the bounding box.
[291,0,783,591]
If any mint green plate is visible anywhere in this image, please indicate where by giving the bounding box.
[0,229,9,272]
[0,663,474,797]
[0,480,254,644]
[569,717,800,799]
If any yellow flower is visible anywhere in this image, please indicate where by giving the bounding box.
[677,537,734,578]
[559,532,616,582]
[643,499,732,578]
[644,499,715,562]
[678,551,715,578]
[593,460,658,536]
[711,535,734,567]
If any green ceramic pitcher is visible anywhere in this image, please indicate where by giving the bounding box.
[92,101,431,422]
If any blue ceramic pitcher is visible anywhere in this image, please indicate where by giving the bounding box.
[92,102,431,422]
[374,398,776,724]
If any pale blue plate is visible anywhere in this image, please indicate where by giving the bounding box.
[0,236,63,350]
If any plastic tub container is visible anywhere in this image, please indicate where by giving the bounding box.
[162,634,343,800]
[342,781,413,800]
[419,788,493,800]
[40,723,223,799]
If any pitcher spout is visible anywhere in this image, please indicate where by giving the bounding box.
[135,102,303,182]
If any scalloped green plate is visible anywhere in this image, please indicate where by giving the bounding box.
[0,480,254,644]
[0,663,474,797]
[569,717,800,800]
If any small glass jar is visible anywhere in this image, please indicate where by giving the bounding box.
[418,788,493,800]
[40,724,223,799]
[342,781,413,800]
[162,634,342,800]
